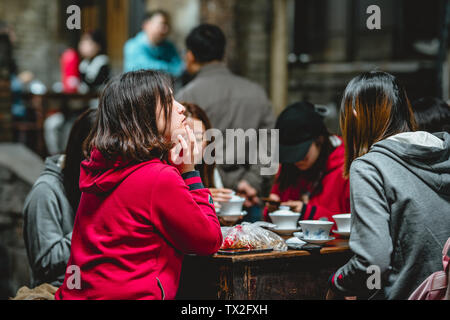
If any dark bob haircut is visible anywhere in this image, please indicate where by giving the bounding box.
[84,70,174,162]
[412,96,450,133]
[186,24,226,63]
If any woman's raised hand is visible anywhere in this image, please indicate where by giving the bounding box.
[209,188,233,208]
[170,124,200,174]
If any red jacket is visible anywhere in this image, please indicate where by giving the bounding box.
[264,138,350,228]
[60,48,80,93]
[55,149,222,300]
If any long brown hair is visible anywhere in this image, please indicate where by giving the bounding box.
[340,71,417,177]
[83,70,174,162]
[181,102,216,188]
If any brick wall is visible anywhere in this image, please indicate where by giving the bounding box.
[0,0,64,87]
[200,0,272,93]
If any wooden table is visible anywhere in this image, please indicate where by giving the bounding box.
[176,239,352,300]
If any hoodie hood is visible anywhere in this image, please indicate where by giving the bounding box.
[370,131,450,195]
[326,135,345,172]
[79,149,162,194]
[40,154,65,182]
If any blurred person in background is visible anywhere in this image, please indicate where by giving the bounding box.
[412,97,450,133]
[263,102,350,229]
[181,102,233,209]
[23,108,97,288]
[78,30,110,93]
[123,10,183,78]
[44,30,110,155]
[176,24,276,222]
[0,21,34,123]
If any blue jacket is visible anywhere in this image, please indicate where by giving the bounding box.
[123,32,184,77]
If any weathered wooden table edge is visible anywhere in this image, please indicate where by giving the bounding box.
[177,240,352,300]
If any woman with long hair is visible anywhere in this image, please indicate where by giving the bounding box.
[264,101,350,226]
[328,71,450,299]
[55,70,222,300]
[23,108,96,288]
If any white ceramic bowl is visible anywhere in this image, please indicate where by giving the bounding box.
[218,195,245,215]
[298,220,334,240]
[332,214,351,232]
[269,210,301,230]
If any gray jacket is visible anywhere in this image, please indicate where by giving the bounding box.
[23,155,74,288]
[176,63,275,195]
[334,131,450,299]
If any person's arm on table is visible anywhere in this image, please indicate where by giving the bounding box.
[328,160,392,299]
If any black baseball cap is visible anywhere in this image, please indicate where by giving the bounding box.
[276,101,328,164]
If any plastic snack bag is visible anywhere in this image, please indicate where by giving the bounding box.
[220,222,288,251]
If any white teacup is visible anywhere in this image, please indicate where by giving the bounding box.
[269,208,300,230]
[298,220,333,240]
[217,192,245,215]
[332,214,351,232]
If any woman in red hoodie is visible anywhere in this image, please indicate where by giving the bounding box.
[55,70,222,300]
[264,102,350,228]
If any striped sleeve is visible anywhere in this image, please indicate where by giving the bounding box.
[181,170,205,191]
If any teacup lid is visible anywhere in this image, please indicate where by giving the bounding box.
[271,208,297,215]
[230,194,244,201]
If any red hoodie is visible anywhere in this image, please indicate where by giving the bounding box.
[264,137,350,228]
[55,149,222,300]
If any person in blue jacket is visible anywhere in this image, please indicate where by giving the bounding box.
[123,10,184,77]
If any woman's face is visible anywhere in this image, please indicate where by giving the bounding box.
[186,117,206,164]
[78,35,100,59]
[294,141,321,171]
[144,14,170,45]
[156,98,186,142]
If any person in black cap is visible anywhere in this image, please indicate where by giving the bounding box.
[263,101,350,227]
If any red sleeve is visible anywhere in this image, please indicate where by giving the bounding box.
[302,175,350,227]
[302,203,336,223]
[150,167,222,255]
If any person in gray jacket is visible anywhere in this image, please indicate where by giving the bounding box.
[23,108,96,287]
[328,71,450,300]
[176,24,275,216]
